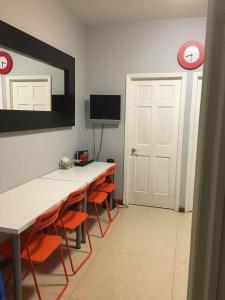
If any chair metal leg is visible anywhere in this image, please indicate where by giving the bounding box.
[56,247,69,300]
[63,229,76,275]
[93,201,111,238]
[71,221,92,274]
[27,245,68,300]
[110,195,120,222]
[62,221,92,275]
[104,198,113,222]
[93,202,104,237]
[28,259,42,300]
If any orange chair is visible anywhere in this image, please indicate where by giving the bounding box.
[99,164,119,221]
[0,202,68,300]
[57,185,92,275]
[87,173,111,237]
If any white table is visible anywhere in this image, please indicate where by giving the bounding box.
[0,178,86,300]
[41,162,114,183]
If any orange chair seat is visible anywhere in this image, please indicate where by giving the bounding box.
[0,232,62,264]
[57,211,88,231]
[88,191,108,204]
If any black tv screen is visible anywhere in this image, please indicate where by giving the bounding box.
[90,95,121,120]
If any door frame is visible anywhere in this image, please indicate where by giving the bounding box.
[123,73,187,210]
[185,72,203,212]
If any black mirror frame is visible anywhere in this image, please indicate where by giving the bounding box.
[0,21,75,133]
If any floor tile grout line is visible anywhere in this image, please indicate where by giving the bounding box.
[100,247,178,264]
[116,219,178,230]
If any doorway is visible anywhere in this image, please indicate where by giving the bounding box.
[124,73,187,210]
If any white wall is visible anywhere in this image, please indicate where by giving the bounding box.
[87,18,207,206]
[0,0,91,193]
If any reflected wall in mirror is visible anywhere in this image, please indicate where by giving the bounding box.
[0,47,64,111]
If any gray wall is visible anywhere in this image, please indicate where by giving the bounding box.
[87,18,207,206]
[0,0,91,193]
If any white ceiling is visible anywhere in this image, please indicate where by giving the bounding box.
[61,0,208,26]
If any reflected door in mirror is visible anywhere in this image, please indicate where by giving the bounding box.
[6,76,51,111]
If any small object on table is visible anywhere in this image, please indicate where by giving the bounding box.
[74,150,92,166]
[106,158,115,163]
[59,156,73,169]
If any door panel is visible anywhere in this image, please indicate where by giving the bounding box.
[156,107,173,145]
[136,107,152,145]
[128,79,182,209]
[155,157,170,195]
[134,156,150,192]
[6,76,51,111]
[12,81,51,111]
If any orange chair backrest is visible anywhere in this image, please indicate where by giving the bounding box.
[63,184,88,210]
[22,201,63,250]
[32,201,63,233]
[88,172,107,196]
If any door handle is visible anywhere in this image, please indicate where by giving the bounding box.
[131,148,137,155]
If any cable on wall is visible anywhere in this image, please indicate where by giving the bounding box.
[96,124,104,161]
[92,123,96,160]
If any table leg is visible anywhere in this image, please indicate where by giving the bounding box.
[81,197,87,244]
[12,234,22,300]
[75,226,81,249]
[109,193,113,210]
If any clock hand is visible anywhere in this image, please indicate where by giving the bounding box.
[1,61,6,68]
[185,53,193,62]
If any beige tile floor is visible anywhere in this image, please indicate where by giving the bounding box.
[4,205,192,300]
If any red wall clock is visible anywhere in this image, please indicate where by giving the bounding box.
[177,40,205,70]
[0,51,13,75]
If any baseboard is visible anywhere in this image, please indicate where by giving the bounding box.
[179,207,185,213]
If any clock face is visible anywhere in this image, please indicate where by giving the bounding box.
[0,51,13,75]
[178,41,205,70]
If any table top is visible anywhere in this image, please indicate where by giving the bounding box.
[41,161,114,183]
[0,178,86,234]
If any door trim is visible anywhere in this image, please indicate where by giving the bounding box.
[185,72,203,212]
[123,73,187,211]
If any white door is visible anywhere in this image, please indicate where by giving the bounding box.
[126,77,183,209]
[6,76,51,111]
[186,73,203,212]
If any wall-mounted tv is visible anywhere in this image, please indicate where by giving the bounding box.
[90,95,121,123]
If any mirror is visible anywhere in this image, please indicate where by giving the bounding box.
[0,21,75,132]
[0,47,65,111]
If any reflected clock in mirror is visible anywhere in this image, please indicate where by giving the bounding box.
[0,47,64,112]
